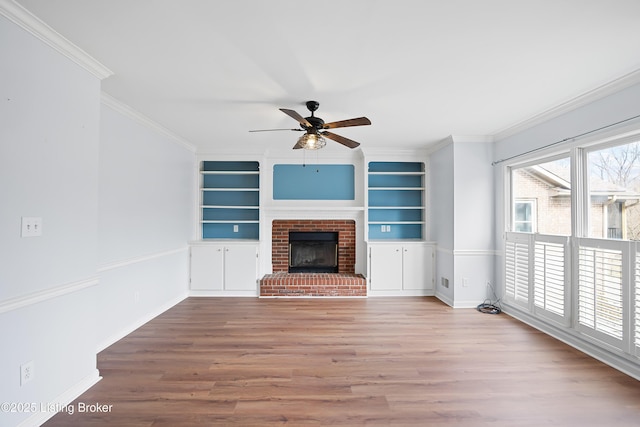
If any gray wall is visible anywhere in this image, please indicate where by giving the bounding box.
[0,14,196,426]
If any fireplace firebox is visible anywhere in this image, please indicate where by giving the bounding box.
[288,231,339,273]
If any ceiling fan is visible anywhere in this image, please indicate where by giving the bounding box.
[250,101,371,149]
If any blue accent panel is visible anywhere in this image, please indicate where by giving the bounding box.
[368,189,422,207]
[203,223,259,239]
[368,208,423,222]
[203,208,259,221]
[203,174,259,188]
[202,161,259,172]
[273,164,355,200]
[203,191,259,206]
[368,224,423,240]
[368,174,422,188]
[368,162,423,173]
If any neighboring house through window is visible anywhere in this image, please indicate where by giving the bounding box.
[514,199,536,232]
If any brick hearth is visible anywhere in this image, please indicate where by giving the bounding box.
[260,273,367,297]
[261,219,364,297]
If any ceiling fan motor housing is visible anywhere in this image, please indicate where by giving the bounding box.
[304,101,324,130]
[304,116,325,130]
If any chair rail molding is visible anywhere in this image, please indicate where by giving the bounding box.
[0,276,99,314]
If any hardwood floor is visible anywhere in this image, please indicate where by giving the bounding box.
[44,297,640,426]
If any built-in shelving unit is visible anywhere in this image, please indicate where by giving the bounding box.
[367,161,425,240]
[200,161,260,239]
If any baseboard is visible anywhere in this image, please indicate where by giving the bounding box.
[452,300,484,309]
[17,369,101,427]
[367,290,436,297]
[97,292,188,352]
[189,290,259,297]
[435,292,454,307]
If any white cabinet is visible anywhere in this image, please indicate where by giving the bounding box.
[368,242,435,295]
[190,243,259,295]
[369,245,403,291]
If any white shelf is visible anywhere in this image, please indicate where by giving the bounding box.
[201,171,259,175]
[201,205,259,209]
[201,220,259,224]
[368,171,425,175]
[369,221,425,225]
[368,187,425,191]
[368,206,424,210]
[201,188,259,192]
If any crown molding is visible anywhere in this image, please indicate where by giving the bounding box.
[360,146,429,158]
[493,67,640,141]
[0,0,113,79]
[101,93,197,153]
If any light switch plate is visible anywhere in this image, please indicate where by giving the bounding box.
[21,217,43,237]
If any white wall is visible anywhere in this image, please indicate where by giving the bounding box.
[0,13,196,426]
[452,139,495,306]
[429,138,495,307]
[0,15,102,426]
[96,103,196,350]
[429,142,455,304]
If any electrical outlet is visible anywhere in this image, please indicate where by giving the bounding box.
[441,277,449,288]
[463,277,469,287]
[233,224,239,233]
[21,217,43,237]
[20,361,34,386]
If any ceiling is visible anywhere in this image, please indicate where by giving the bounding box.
[12,0,640,153]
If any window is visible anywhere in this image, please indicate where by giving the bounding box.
[514,200,535,232]
[606,202,623,239]
[511,157,571,236]
[504,135,640,360]
[588,141,640,240]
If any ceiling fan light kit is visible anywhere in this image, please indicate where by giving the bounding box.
[296,133,326,150]
[250,100,371,150]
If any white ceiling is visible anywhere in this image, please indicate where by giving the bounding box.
[12,0,640,153]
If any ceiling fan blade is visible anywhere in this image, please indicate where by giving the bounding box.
[322,117,371,129]
[321,131,361,149]
[280,108,312,128]
[292,140,305,149]
[248,128,302,132]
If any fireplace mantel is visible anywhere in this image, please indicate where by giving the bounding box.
[264,205,364,216]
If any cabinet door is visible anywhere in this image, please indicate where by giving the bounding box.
[224,245,258,291]
[190,245,224,290]
[402,245,430,290]
[369,245,403,290]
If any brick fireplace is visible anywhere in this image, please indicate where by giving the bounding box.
[260,219,366,297]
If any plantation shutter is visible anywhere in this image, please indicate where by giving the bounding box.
[505,233,531,306]
[534,237,567,319]
[577,243,623,342]
[635,250,640,354]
